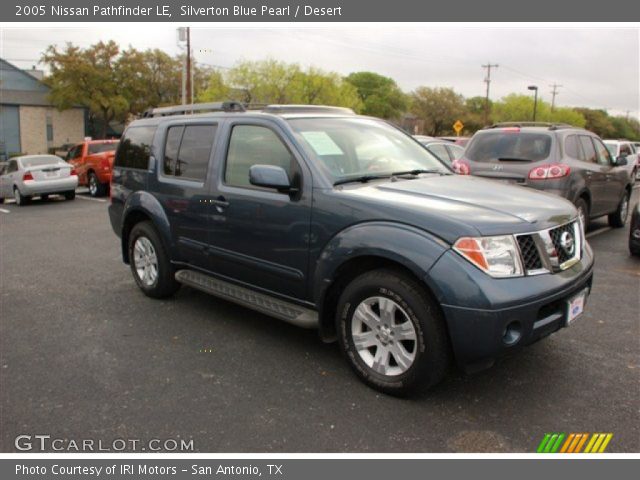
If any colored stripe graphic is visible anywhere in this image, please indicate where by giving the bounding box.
[538,433,613,453]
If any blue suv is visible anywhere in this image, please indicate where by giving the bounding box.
[109,103,594,395]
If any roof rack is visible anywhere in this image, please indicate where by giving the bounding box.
[260,104,355,115]
[142,101,246,117]
[487,121,575,130]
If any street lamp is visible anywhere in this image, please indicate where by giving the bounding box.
[528,85,538,121]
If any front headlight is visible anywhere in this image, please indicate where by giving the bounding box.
[453,235,523,278]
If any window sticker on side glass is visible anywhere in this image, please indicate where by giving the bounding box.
[301,131,344,156]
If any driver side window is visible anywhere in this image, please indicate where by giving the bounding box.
[225,125,294,189]
[592,138,613,166]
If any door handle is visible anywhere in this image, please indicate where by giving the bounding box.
[211,196,229,212]
[585,171,593,176]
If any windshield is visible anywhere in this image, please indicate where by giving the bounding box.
[20,156,63,168]
[466,131,552,162]
[288,117,448,182]
[88,142,119,154]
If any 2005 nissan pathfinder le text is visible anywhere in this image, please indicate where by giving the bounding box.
[108,103,594,395]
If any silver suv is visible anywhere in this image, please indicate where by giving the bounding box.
[454,122,633,229]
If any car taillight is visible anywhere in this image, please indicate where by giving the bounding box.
[528,163,570,180]
[451,159,470,175]
[22,172,33,181]
[70,168,78,176]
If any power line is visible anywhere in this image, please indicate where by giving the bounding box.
[482,63,499,124]
[550,83,563,111]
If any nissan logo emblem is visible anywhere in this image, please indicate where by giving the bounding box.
[560,231,575,256]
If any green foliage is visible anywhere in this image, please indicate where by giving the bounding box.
[410,87,466,136]
[198,59,362,111]
[492,94,586,128]
[345,71,407,119]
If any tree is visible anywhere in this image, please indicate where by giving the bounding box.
[42,41,128,138]
[492,94,585,128]
[345,71,407,119]
[198,60,362,110]
[410,87,465,136]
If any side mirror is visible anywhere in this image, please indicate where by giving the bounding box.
[615,156,628,167]
[249,165,293,192]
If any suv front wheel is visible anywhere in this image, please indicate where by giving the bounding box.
[608,191,630,228]
[336,269,450,395]
[128,221,180,298]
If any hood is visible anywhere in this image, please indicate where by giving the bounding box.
[338,174,576,242]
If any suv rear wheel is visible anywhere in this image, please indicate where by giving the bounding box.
[336,269,450,395]
[88,172,108,197]
[128,221,180,298]
[608,191,630,228]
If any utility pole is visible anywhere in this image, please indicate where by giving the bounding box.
[482,63,499,125]
[186,27,192,105]
[549,83,562,112]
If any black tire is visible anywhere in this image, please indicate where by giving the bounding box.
[128,221,180,299]
[88,172,108,197]
[13,187,30,206]
[64,190,76,200]
[574,197,590,231]
[608,190,630,228]
[336,269,450,396]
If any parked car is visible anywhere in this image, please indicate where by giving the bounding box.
[109,103,594,395]
[414,136,465,166]
[630,203,640,256]
[603,139,639,184]
[439,136,470,147]
[0,155,78,205]
[66,139,119,197]
[454,122,633,230]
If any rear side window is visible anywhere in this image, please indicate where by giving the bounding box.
[115,126,156,170]
[466,132,552,162]
[88,142,119,155]
[565,135,583,159]
[162,124,216,182]
[225,125,294,188]
[578,136,597,164]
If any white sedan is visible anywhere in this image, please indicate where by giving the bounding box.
[0,155,78,206]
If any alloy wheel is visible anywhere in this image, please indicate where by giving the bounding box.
[351,296,418,376]
[133,237,159,287]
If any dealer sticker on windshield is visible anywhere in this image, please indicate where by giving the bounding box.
[566,289,588,326]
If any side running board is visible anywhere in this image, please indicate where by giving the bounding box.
[175,269,318,329]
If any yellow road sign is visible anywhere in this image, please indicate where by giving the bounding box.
[453,120,464,135]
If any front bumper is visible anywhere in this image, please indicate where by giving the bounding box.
[425,243,594,371]
[21,177,78,195]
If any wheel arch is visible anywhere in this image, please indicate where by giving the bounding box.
[120,192,172,264]
[313,222,449,342]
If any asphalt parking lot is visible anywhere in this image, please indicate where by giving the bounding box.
[1,188,639,453]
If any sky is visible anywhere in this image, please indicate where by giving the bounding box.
[1,25,638,119]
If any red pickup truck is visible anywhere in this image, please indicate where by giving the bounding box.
[65,139,119,197]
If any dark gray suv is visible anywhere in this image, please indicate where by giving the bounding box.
[109,104,594,395]
[454,123,633,229]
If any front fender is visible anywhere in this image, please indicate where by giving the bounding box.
[121,191,172,261]
[312,221,449,305]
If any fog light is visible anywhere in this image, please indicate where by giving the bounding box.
[503,321,522,346]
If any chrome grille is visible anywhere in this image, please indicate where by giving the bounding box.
[549,222,577,264]
[516,235,543,270]
[515,220,582,275]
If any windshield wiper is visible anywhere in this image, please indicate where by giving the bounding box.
[333,174,392,186]
[497,157,532,162]
[391,169,450,177]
